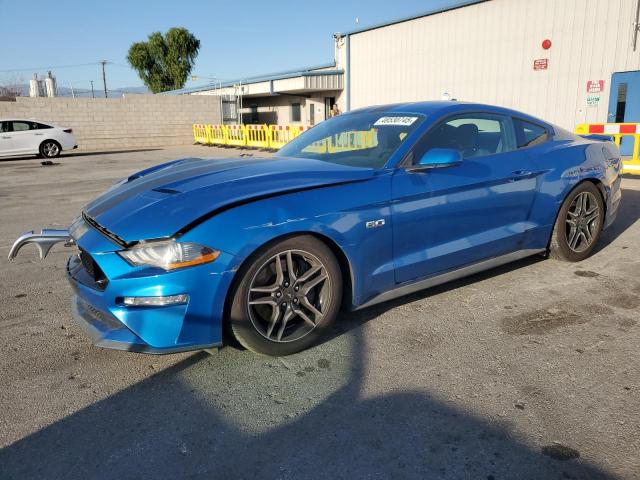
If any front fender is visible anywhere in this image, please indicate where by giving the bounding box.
[179,173,395,308]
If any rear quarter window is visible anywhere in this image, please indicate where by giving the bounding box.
[514,118,549,148]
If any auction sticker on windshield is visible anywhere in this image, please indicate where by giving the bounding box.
[374,116,419,126]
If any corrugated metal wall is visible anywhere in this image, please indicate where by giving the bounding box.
[305,74,343,90]
[348,0,640,129]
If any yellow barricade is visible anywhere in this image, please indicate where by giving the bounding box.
[209,124,227,145]
[245,124,271,149]
[328,130,376,153]
[193,124,208,144]
[269,125,297,149]
[192,123,317,149]
[292,125,311,139]
[575,123,640,174]
[204,125,213,145]
[226,124,247,147]
[303,139,329,154]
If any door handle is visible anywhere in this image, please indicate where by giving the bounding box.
[509,170,533,181]
[1,136,11,139]
[34,133,43,136]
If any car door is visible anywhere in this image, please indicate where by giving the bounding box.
[391,112,539,284]
[10,120,40,154]
[0,121,15,156]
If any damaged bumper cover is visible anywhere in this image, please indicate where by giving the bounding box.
[7,218,229,354]
[8,229,73,260]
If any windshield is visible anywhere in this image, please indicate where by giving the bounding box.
[276,112,425,168]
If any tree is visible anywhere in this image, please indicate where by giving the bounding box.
[0,74,25,99]
[127,28,200,93]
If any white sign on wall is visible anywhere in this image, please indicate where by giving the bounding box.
[586,80,605,108]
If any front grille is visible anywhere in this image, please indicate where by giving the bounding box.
[79,250,95,277]
[77,297,123,330]
[79,249,108,288]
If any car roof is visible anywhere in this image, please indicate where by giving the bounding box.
[0,119,58,127]
[350,101,550,126]
[0,118,51,123]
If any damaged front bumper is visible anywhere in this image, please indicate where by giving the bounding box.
[8,229,73,260]
[9,218,229,354]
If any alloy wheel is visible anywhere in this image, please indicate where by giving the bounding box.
[247,249,331,343]
[43,142,59,157]
[565,191,600,253]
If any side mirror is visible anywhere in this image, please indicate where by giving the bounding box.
[407,148,463,172]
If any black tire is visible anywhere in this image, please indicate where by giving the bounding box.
[549,182,605,262]
[39,140,61,158]
[229,235,342,356]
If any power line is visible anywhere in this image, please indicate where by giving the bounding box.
[0,62,101,73]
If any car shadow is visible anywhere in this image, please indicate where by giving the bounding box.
[595,186,640,253]
[63,148,164,158]
[0,316,617,479]
[323,255,544,345]
[0,148,164,163]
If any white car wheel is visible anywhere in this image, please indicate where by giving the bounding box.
[39,141,61,158]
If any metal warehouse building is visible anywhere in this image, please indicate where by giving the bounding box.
[173,0,640,151]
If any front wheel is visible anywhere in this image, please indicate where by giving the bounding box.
[39,140,61,158]
[549,182,604,262]
[229,236,342,356]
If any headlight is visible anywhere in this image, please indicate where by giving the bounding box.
[69,216,88,241]
[118,240,220,270]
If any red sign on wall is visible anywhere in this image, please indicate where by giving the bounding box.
[533,58,549,70]
[587,80,605,93]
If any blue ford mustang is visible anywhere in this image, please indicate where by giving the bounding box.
[9,102,621,356]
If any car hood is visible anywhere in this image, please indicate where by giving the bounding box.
[83,156,374,244]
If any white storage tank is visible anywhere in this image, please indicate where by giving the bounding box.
[44,71,57,97]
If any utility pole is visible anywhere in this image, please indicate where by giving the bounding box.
[90,80,95,99]
[100,60,108,98]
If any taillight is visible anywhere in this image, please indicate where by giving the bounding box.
[63,128,73,133]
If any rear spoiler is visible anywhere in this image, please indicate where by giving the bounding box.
[579,134,613,142]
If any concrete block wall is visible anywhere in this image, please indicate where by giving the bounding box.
[0,95,222,151]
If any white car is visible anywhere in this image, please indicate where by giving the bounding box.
[0,119,78,159]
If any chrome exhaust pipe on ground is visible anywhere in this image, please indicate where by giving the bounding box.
[8,229,73,261]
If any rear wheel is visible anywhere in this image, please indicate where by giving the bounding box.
[39,140,61,158]
[549,182,604,262]
[229,236,342,356]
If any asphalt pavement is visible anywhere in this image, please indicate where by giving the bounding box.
[0,146,639,479]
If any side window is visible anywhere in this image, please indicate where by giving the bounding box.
[513,118,549,148]
[0,121,9,133]
[11,121,32,132]
[35,122,53,129]
[413,113,515,162]
[291,103,301,123]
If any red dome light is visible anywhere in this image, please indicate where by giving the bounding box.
[542,39,552,50]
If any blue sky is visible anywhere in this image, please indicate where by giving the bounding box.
[0,0,461,92]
